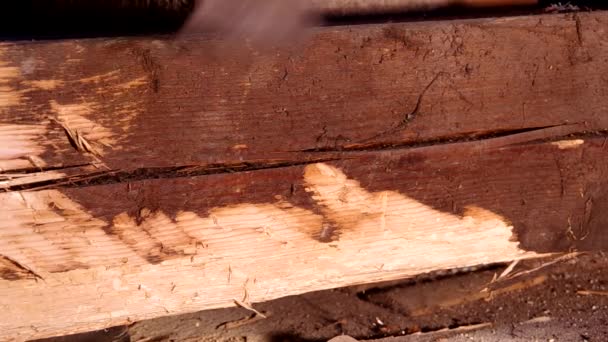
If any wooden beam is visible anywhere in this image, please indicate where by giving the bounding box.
[0,12,605,172]
[1,12,608,340]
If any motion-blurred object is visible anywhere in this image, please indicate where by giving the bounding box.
[0,0,543,39]
[180,0,318,46]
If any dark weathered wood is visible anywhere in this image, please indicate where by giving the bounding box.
[1,12,605,172]
[1,11,608,341]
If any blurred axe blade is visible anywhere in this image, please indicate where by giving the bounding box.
[180,0,319,47]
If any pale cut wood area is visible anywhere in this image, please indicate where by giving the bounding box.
[1,11,608,341]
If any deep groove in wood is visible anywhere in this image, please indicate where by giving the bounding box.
[5,125,601,192]
[1,157,342,192]
[299,124,593,152]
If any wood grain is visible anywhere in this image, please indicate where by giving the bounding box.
[1,12,606,172]
[2,134,608,340]
[1,11,608,341]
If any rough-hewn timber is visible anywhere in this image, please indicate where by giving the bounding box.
[1,11,608,341]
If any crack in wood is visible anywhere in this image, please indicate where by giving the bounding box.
[2,157,342,192]
[0,254,44,281]
[574,13,584,46]
[360,72,446,143]
[4,124,594,192]
[0,163,96,175]
[299,123,590,153]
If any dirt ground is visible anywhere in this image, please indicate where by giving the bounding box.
[37,252,608,342]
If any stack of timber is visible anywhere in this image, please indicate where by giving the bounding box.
[1,8,608,340]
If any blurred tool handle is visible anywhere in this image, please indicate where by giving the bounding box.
[181,0,538,44]
[180,0,317,46]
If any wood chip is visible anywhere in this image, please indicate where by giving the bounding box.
[233,299,267,319]
[521,316,552,325]
[216,312,268,330]
[498,259,519,280]
[577,290,608,296]
[409,322,493,337]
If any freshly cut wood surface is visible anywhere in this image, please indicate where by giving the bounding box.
[3,133,608,340]
[1,11,608,341]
